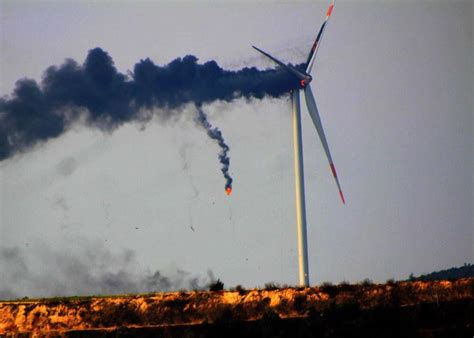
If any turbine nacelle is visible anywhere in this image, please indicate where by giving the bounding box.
[299,75,312,88]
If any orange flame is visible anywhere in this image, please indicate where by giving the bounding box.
[225,187,232,196]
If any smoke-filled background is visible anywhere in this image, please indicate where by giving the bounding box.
[0,47,300,161]
[0,241,212,299]
[0,1,472,299]
[0,47,300,194]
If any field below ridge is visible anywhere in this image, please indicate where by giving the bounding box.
[1,278,473,337]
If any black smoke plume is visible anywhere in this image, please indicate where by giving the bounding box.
[0,47,302,161]
[196,106,232,192]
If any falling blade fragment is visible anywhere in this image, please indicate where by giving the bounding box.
[196,106,233,193]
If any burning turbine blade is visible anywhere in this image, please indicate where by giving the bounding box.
[196,106,233,193]
[252,45,307,82]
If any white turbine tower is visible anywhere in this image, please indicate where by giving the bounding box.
[253,0,344,287]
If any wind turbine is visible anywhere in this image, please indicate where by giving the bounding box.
[252,0,344,287]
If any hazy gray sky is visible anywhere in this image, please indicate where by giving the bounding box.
[0,0,472,298]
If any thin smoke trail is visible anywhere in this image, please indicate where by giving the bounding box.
[195,106,233,194]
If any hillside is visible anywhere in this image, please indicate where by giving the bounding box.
[1,278,473,337]
[410,263,474,281]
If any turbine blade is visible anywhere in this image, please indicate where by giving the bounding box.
[304,84,345,204]
[305,0,336,74]
[252,45,306,81]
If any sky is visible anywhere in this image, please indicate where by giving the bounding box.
[0,0,472,298]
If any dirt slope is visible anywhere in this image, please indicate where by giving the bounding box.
[1,278,473,337]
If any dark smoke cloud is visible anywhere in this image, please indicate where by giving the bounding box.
[196,106,233,191]
[0,47,302,161]
[0,244,210,300]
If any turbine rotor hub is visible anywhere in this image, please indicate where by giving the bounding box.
[299,74,312,88]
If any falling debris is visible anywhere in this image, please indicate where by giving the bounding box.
[196,106,233,195]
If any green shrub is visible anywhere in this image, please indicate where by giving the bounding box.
[338,280,353,292]
[209,279,224,291]
[361,278,373,287]
[320,282,337,297]
[264,282,280,290]
[235,284,247,295]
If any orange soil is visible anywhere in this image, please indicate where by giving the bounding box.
[1,278,472,335]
